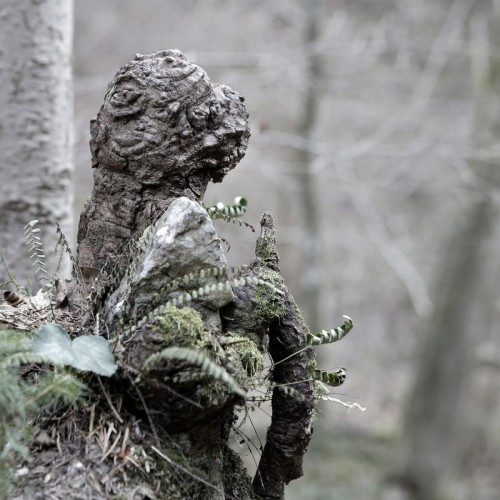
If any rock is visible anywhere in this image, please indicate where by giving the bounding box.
[104,196,232,330]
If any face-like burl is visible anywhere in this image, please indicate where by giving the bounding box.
[90,49,250,193]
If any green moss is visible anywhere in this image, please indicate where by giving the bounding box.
[152,306,246,407]
[225,337,263,377]
[196,377,234,406]
[222,446,254,499]
[155,306,205,347]
[255,232,279,264]
[239,269,286,345]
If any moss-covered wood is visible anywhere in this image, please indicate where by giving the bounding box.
[4,50,319,500]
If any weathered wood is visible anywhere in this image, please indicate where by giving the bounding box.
[221,214,316,499]
[77,49,250,272]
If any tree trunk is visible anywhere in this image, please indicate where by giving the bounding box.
[384,198,492,500]
[295,0,325,334]
[0,0,74,288]
[384,5,500,498]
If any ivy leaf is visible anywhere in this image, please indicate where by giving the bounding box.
[71,336,117,376]
[32,324,74,365]
[33,323,117,376]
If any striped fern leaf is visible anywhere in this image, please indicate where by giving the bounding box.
[201,199,254,232]
[141,347,246,399]
[206,196,248,219]
[151,265,249,304]
[24,220,49,283]
[309,366,346,387]
[0,352,51,370]
[120,275,284,341]
[307,315,353,346]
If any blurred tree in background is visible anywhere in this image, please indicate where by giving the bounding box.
[0,0,73,288]
[385,2,500,499]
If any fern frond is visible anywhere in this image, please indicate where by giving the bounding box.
[141,347,246,399]
[151,265,249,304]
[152,266,230,303]
[247,395,272,403]
[0,333,86,494]
[24,220,49,283]
[307,315,353,346]
[0,352,50,370]
[269,382,307,400]
[25,372,86,408]
[0,330,32,355]
[211,211,255,232]
[55,222,83,284]
[206,196,248,219]
[309,366,346,387]
[201,200,255,232]
[120,275,283,341]
[0,369,30,459]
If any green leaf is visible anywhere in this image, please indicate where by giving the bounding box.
[234,196,247,206]
[32,324,74,366]
[71,336,117,376]
[32,323,117,376]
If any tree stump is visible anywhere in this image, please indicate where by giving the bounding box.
[9,50,317,500]
[77,49,250,273]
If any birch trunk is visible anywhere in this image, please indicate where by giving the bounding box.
[0,0,73,287]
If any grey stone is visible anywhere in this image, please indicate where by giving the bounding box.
[104,196,232,328]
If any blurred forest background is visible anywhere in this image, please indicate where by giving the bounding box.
[3,0,500,498]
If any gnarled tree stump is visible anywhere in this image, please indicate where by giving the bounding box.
[77,49,250,273]
[11,50,317,500]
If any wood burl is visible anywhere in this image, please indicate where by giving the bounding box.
[77,49,250,274]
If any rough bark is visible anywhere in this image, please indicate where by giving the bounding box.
[76,49,250,273]
[0,0,74,287]
[221,214,316,499]
[7,51,317,500]
[252,291,315,499]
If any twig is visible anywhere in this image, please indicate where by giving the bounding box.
[132,383,160,446]
[97,377,123,424]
